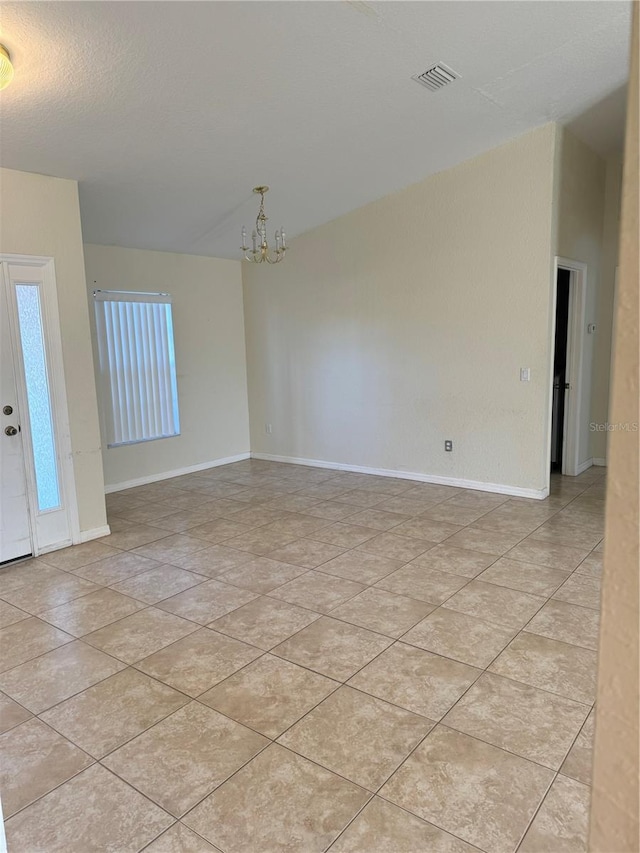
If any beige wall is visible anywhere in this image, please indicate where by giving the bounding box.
[553,127,606,469]
[0,167,107,535]
[244,124,558,496]
[591,155,622,462]
[590,4,639,849]
[84,244,250,489]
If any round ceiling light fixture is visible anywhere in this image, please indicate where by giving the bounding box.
[0,44,14,90]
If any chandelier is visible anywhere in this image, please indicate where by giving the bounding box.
[241,186,286,264]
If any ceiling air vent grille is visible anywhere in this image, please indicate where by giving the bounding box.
[412,63,460,92]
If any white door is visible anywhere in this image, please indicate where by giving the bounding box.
[0,274,32,562]
[1,259,77,559]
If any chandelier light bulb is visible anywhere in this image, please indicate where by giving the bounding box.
[240,186,287,264]
[0,45,14,91]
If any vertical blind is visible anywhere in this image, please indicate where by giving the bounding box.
[94,290,180,447]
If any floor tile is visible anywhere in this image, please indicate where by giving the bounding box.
[375,564,468,604]
[302,500,361,521]
[116,502,185,526]
[83,607,198,664]
[0,640,126,713]
[358,532,434,561]
[4,763,173,853]
[349,642,480,720]
[273,616,392,681]
[443,580,545,629]
[210,595,321,649]
[409,543,497,577]
[375,496,436,516]
[136,628,262,696]
[311,522,380,548]
[575,552,603,578]
[73,551,162,585]
[443,672,590,768]
[0,692,32,733]
[319,550,403,584]
[525,599,600,650]
[446,491,509,510]
[528,520,603,551]
[201,654,337,738]
[183,518,253,543]
[0,617,73,672]
[330,798,476,852]
[132,534,211,565]
[401,607,517,668]
[489,632,597,704]
[561,709,595,785]
[40,540,121,571]
[444,527,525,556]
[280,685,432,790]
[147,509,221,534]
[330,588,435,638]
[0,573,100,615]
[506,539,591,572]
[476,557,570,597]
[422,503,490,525]
[110,564,208,603]
[270,570,364,613]
[346,508,411,531]
[393,517,463,542]
[337,489,390,508]
[38,588,144,636]
[0,718,93,816]
[0,560,66,596]
[552,574,602,610]
[222,527,299,556]
[145,823,221,852]
[380,726,553,853]
[519,774,590,852]
[183,744,369,853]
[40,668,190,758]
[266,538,346,568]
[0,599,29,629]
[100,523,171,550]
[157,579,258,624]
[164,544,252,576]
[219,556,306,593]
[102,701,268,817]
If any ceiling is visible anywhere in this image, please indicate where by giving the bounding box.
[0,1,632,259]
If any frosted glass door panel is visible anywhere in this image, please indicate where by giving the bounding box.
[15,284,61,512]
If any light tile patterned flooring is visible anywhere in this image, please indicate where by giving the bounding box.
[0,460,605,852]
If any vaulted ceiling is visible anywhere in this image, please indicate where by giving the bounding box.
[0,1,631,258]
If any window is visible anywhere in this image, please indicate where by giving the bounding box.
[94,290,180,447]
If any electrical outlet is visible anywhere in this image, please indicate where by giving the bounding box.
[444,440,453,452]
[265,423,272,435]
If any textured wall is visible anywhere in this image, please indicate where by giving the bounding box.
[0,167,107,535]
[590,5,639,849]
[243,124,557,495]
[84,244,250,488]
[554,127,606,468]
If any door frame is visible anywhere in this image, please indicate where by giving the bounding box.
[548,256,588,479]
[0,253,80,555]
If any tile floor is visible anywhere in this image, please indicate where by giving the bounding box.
[0,460,605,852]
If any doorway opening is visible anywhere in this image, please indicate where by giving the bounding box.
[548,257,588,479]
[551,268,571,472]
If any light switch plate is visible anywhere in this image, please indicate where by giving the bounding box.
[520,368,531,382]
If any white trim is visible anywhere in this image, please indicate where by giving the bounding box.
[576,458,593,475]
[79,525,112,543]
[592,458,607,467]
[251,452,549,500]
[104,452,251,493]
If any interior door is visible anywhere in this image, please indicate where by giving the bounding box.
[0,275,32,563]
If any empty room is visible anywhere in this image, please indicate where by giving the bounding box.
[0,2,638,852]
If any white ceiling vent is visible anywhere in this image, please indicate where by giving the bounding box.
[412,63,460,92]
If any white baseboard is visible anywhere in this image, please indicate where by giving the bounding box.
[576,458,594,475]
[78,525,112,543]
[592,458,607,467]
[104,453,251,493]
[251,452,549,500]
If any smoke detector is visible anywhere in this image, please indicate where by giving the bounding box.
[412,63,460,92]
